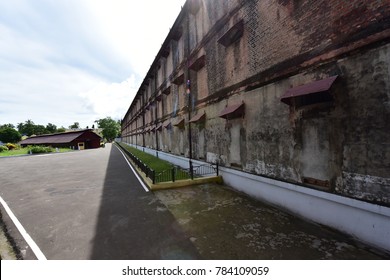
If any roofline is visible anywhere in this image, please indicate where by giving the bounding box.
[123,0,190,124]
[25,129,95,139]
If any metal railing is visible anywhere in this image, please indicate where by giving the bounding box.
[118,143,156,183]
[117,143,219,184]
[154,162,219,183]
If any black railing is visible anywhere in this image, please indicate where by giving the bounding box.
[117,143,219,184]
[118,143,156,183]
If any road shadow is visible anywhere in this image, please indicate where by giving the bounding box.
[89,144,200,259]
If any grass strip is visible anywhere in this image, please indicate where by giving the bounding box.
[0,147,73,157]
[117,143,173,172]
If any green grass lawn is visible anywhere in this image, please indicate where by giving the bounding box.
[116,142,193,183]
[0,147,73,157]
[117,142,173,172]
[117,143,191,182]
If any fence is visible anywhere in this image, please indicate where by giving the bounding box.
[117,143,218,184]
[118,143,156,183]
[154,162,219,184]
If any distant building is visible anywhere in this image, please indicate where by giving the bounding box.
[20,129,101,150]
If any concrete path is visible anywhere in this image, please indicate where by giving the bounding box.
[0,144,199,259]
[0,144,388,259]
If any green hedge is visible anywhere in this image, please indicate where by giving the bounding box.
[28,146,54,154]
[0,145,9,152]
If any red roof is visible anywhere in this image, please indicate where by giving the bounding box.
[20,130,100,145]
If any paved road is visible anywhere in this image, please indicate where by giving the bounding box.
[0,144,388,259]
[0,144,199,259]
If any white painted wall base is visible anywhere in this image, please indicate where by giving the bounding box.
[125,143,390,253]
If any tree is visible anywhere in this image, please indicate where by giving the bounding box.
[96,117,120,142]
[0,124,15,129]
[56,127,66,133]
[17,120,36,136]
[0,126,22,143]
[69,122,80,129]
[46,123,57,133]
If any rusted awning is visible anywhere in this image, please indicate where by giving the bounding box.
[189,55,206,71]
[219,103,245,120]
[173,118,185,128]
[171,26,183,41]
[161,46,170,58]
[218,19,244,47]
[164,121,172,129]
[281,75,338,106]
[163,86,171,95]
[172,73,184,85]
[189,112,205,123]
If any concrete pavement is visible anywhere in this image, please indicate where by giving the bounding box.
[0,144,199,259]
[0,144,388,259]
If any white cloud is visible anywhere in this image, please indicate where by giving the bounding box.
[0,0,186,128]
[79,75,139,122]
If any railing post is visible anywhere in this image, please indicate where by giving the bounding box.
[216,162,219,176]
[152,170,155,184]
[172,168,175,182]
[189,160,194,180]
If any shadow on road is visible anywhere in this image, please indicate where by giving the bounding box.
[89,144,200,259]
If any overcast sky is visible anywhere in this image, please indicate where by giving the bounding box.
[0,0,186,128]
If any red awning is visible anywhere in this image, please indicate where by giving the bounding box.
[189,55,206,71]
[172,73,184,85]
[173,119,185,128]
[281,75,338,105]
[164,121,172,129]
[189,112,205,123]
[163,86,171,95]
[218,19,244,47]
[219,103,245,120]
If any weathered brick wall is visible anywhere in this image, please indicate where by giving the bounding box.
[203,0,390,96]
[122,0,390,206]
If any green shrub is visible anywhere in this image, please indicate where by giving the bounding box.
[0,145,9,152]
[28,146,54,154]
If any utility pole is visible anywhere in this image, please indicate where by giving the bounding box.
[186,10,193,178]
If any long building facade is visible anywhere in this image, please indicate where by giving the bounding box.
[122,0,390,207]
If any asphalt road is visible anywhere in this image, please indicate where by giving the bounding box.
[0,144,199,260]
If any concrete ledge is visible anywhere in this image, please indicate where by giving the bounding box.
[150,176,223,191]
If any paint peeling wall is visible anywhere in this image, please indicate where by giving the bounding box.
[122,0,390,206]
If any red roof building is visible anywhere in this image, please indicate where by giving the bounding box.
[20,129,101,150]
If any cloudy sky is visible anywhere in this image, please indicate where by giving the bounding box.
[0,0,186,128]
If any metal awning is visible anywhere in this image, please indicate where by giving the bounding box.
[163,86,171,95]
[189,55,206,71]
[164,121,172,129]
[189,112,205,123]
[218,19,244,47]
[219,103,245,120]
[280,75,338,106]
[172,73,184,85]
[173,119,185,128]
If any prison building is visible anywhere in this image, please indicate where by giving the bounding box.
[122,0,390,207]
